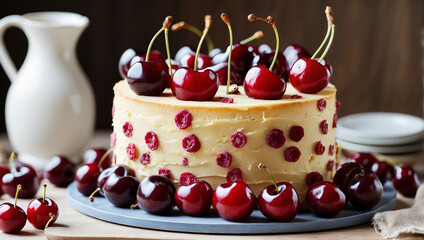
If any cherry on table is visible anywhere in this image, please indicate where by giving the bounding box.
[83,148,112,172]
[0,164,10,196]
[174,177,213,217]
[333,162,363,194]
[306,181,345,218]
[0,185,26,233]
[137,175,176,215]
[44,155,76,187]
[346,168,383,210]
[102,165,139,208]
[351,152,378,170]
[75,163,101,196]
[370,161,389,184]
[27,184,59,229]
[392,166,420,198]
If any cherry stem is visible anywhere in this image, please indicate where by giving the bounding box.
[43,184,47,204]
[98,148,113,168]
[147,16,173,63]
[194,15,212,71]
[221,13,233,94]
[239,31,264,45]
[258,163,279,193]
[8,152,17,174]
[163,16,174,77]
[311,25,330,59]
[248,14,279,71]
[14,184,22,208]
[312,6,335,62]
[45,213,55,229]
[130,204,139,209]
[318,25,334,62]
[171,21,214,53]
[88,188,100,202]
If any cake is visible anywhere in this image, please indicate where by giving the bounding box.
[111,80,338,207]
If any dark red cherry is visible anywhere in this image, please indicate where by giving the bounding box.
[102,165,139,208]
[171,67,219,101]
[317,58,333,75]
[27,185,59,229]
[351,152,379,170]
[370,161,389,184]
[346,168,383,210]
[212,43,254,78]
[206,62,243,85]
[127,60,170,96]
[244,65,286,100]
[208,48,222,57]
[118,48,164,79]
[212,181,256,221]
[333,162,363,194]
[174,46,195,62]
[179,53,213,70]
[289,58,331,94]
[129,50,164,68]
[2,163,40,199]
[83,148,111,172]
[75,163,101,196]
[174,180,213,216]
[248,44,272,55]
[258,182,299,222]
[137,175,176,215]
[44,155,76,187]
[283,44,311,70]
[392,166,420,198]
[305,181,345,218]
[0,186,26,233]
[0,165,10,196]
[251,50,289,80]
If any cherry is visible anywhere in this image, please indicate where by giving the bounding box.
[346,168,383,210]
[137,175,176,215]
[171,16,219,101]
[257,164,298,222]
[289,7,334,94]
[174,179,213,216]
[283,44,311,70]
[83,148,112,172]
[392,166,420,198]
[351,152,378,170]
[333,162,363,194]
[174,46,195,63]
[44,155,76,187]
[0,185,26,233]
[370,161,389,184]
[251,50,289,80]
[126,16,173,96]
[102,165,139,208]
[88,166,117,200]
[1,152,40,199]
[306,181,345,218]
[206,62,243,85]
[0,164,10,196]
[212,181,256,222]
[179,53,213,70]
[27,184,59,229]
[75,163,101,196]
[213,44,254,79]
[244,14,286,100]
[118,48,164,79]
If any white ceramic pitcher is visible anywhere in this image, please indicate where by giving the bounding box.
[0,12,95,169]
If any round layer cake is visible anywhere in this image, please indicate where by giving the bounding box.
[112,80,337,207]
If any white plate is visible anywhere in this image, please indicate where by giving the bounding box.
[337,138,423,154]
[336,112,424,145]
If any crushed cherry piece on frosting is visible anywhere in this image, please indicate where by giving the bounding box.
[231,131,247,148]
[140,152,151,165]
[333,113,338,128]
[126,143,137,160]
[291,94,302,99]
[266,129,286,149]
[220,97,234,103]
[145,131,159,151]
[289,126,304,142]
[182,157,189,166]
[306,172,324,186]
[175,110,193,130]
[317,99,327,111]
[320,120,328,134]
[123,121,134,137]
[158,167,171,179]
[284,146,301,162]
[179,172,197,186]
[315,141,325,155]
[110,132,116,148]
[182,134,201,152]
[329,145,335,155]
[336,99,341,112]
[226,168,243,183]
[327,160,335,171]
[216,151,233,168]
[112,104,115,118]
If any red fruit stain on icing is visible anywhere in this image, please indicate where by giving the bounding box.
[126,143,137,160]
[226,168,243,183]
[320,120,328,134]
[333,113,338,128]
[306,172,324,186]
[336,99,341,112]
[315,141,325,155]
[291,94,302,99]
[179,172,197,186]
[216,151,232,168]
[317,99,327,111]
[220,97,234,103]
[266,129,286,149]
[175,110,193,130]
[110,132,116,148]
[231,131,247,148]
[158,167,171,179]
[289,126,304,142]
[182,157,189,166]
[284,146,301,162]
[329,145,335,155]
[140,152,151,165]
[123,121,134,137]
[145,131,159,151]
[327,160,335,171]
[182,134,201,152]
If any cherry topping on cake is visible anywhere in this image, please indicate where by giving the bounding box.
[220,97,234,103]
[315,141,325,155]
[317,99,327,111]
[307,172,324,187]
[126,143,137,160]
[216,151,232,168]
[333,113,338,128]
[226,168,243,183]
[140,152,151,165]
[182,134,201,153]
[158,167,171,179]
[175,110,193,129]
[283,44,311,70]
[284,146,301,162]
[145,131,159,151]
[266,129,285,148]
[289,126,304,142]
[123,122,134,137]
[179,172,197,186]
[182,157,189,166]
[327,160,335,171]
[328,144,335,155]
[110,132,117,148]
[231,131,247,148]
[320,120,328,134]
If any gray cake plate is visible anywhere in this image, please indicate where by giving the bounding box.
[67,182,396,234]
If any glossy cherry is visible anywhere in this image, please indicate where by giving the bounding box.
[212,43,254,79]
[370,161,389,184]
[333,162,363,194]
[283,44,311,70]
[206,62,243,85]
[0,164,10,196]
[0,185,26,233]
[44,155,76,187]
[174,180,214,216]
[251,50,289,80]
[346,168,383,210]
[351,152,379,170]
[212,181,257,221]
[118,48,164,79]
[179,53,213,70]
[258,182,298,221]
[102,165,139,208]
[174,46,195,63]
[27,184,59,229]
[137,175,176,215]
[392,166,420,198]
[83,148,111,172]
[306,181,345,217]
[244,65,286,99]
[75,163,101,196]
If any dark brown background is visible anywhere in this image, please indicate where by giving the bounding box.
[0,0,423,133]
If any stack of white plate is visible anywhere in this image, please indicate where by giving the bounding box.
[336,112,424,164]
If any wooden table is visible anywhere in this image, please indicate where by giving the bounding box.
[0,132,422,240]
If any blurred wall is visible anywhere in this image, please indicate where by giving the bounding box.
[0,0,423,133]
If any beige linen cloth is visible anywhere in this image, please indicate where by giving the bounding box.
[373,184,424,239]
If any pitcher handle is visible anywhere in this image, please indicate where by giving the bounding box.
[0,15,23,82]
